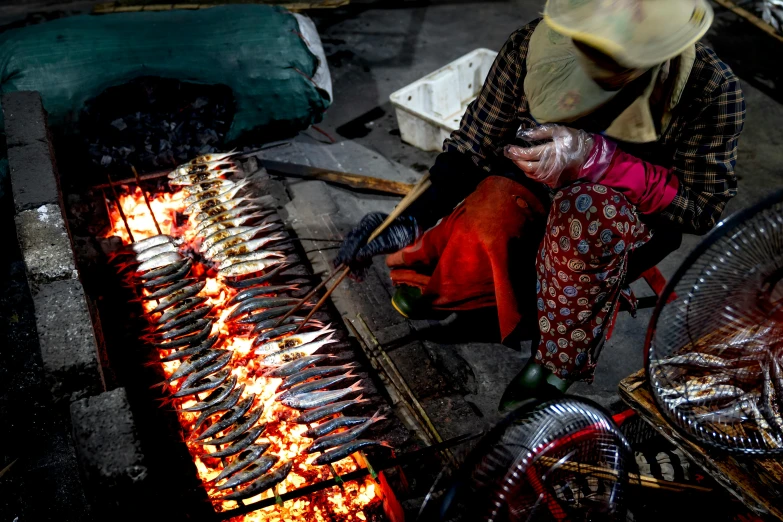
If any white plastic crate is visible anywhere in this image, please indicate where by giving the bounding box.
[390,48,498,152]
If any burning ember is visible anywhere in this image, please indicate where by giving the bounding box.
[105,176,383,520]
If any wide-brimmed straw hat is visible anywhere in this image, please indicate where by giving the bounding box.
[525,0,711,142]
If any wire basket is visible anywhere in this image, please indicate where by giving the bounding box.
[646,190,783,455]
[428,397,631,521]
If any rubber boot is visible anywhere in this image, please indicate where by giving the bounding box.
[498,357,572,413]
[391,284,425,318]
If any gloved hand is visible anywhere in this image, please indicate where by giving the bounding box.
[504,124,617,189]
[335,212,420,280]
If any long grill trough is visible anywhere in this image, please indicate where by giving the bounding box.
[101,152,395,521]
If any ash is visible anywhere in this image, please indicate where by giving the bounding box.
[79,77,234,172]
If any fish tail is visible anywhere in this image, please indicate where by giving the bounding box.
[379,441,394,449]
[348,380,365,394]
[369,409,387,424]
[149,380,168,389]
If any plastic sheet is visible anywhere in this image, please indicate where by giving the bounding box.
[0,5,331,141]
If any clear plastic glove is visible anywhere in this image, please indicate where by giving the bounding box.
[504,124,617,189]
[335,212,420,280]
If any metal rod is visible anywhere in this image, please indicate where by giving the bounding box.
[293,267,349,333]
[274,265,345,326]
[132,166,162,235]
[106,173,135,244]
[217,431,478,520]
[355,313,458,469]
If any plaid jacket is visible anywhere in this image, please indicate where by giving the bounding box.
[442,20,745,235]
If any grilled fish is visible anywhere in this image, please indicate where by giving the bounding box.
[216,456,282,492]
[277,372,357,402]
[665,384,746,410]
[201,412,265,446]
[141,259,193,288]
[254,327,333,355]
[172,369,232,398]
[136,242,177,263]
[221,461,292,500]
[194,384,244,431]
[304,413,374,439]
[168,348,228,382]
[227,284,299,307]
[138,258,190,281]
[218,258,288,279]
[295,396,370,424]
[281,381,364,410]
[137,251,183,273]
[306,411,385,454]
[264,354,333,378]
[204,428,268,459]
[152,305,212,335]
[180,350,233,389]
[154,296,208,324]
[313,440,390,466]
[228,297,303,322]
[147,281,207,314]
[152,320,212,349]
[210,235,286,263]
[279,362,359,391]
[196,395,256,440]
[260,335,337,366]
[212,444,271,483]
[181,379,240,412]
[160,333,219,362]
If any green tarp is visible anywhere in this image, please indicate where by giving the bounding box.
[0,5,331,141]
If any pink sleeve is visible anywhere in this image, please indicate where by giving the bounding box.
[596,148,680,215]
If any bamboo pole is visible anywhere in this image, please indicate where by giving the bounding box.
[132,166,162,235]
[106,174,135,243]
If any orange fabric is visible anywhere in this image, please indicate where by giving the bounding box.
[386,176,548,340]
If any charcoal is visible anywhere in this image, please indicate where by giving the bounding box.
[77,76,235,174]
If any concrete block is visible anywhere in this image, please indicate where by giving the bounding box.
[15,204,77,285]
[33,279,104,401]
[70,388,147,517]
[386,342,452,400]
[2,91,48,147]
[7,140,59,213]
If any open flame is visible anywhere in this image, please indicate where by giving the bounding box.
[105,186,382,520]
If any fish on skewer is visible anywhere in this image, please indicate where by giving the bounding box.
[180,351,233,390]
[147,281,207,314]
[154,318,212,341]
[166,348,228,382]
[158,334,217,361]
[211,236,286,263]
[304,413,376,439]
[137,251,183,273]
[218,250,286,270]
[221,461,292,500]
[181,179,235,198]
[204,225,281,258]
[277,372,358,402]
[305,411,386,454]
[236,304,312,325]
[216,456,282,492]
[138,259,191,282]
[226,284,300,307]
[312,440,390,466]
[295,396,370,424]
[150,304,212,335]
[281,381,364,410]
[181,378,240,412]
[278,362,359,391]
[194,384,245,430]
[204,428,268,459]
[218,258,288,278]
[142,278,198,301]
[135,242,178,262]
[211,444,271,483]
[263,354,335,379]
[169,165,241,186]
[228,297,305,322]
[223,262,291,289]
[172,369,232,398]
[260,335,338,366]
[192,197,264,223]
[195,211,272,240]
[154,296,208,324]
[254,326,333,355]
[141,259,193,287]
[129,234,174,253]
[193,205,271,233]
[195,395,256,440]
[200,412,265,446]
[695,393,763,424]
[183,178,251,207]
[250,316,316,335]
[151,320,212,349]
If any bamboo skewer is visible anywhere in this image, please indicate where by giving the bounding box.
[106,173,135,244]
[288,174,432,333]
[132,166,163,235]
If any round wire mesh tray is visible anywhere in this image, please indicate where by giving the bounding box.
[646,189,783,455]
[428,397,631,522]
